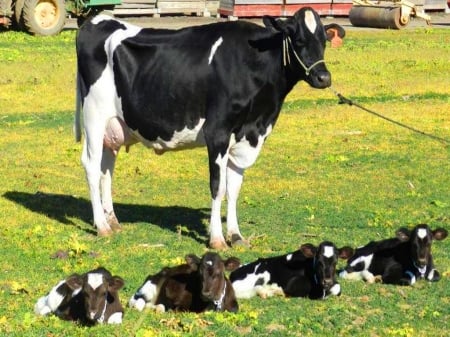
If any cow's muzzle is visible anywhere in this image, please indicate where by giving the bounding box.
[313,71,331,88]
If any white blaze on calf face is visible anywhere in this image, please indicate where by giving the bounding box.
[323,246,335,258]
[417,228,427,239]
[304,10,317,34]
[286,254,293,261]
[208,37,224,65]
[88,273,104,290]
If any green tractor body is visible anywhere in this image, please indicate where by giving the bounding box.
[0,0,121,36]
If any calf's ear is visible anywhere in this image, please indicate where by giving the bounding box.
[433,228,448,241]
[300,243,317,258]
[224,257,241,272]
[338,246,354,260]
[324,24,345,48]
[66,274,83,291]
[185,254,201,271]
[395,227,411,242]
[109,276,125,291]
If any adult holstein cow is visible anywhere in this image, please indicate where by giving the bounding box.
[75,9,345,249]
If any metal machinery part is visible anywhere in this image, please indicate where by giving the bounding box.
[349,0,431,29]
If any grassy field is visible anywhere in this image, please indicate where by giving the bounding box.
[0,23,449,337]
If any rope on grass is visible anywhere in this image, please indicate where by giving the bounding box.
[328,87,450,146]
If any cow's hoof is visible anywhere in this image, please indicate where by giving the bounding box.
[97,227,113,237]
[229,234,250,248]
[106,212,122,232]
[209,239,229,251]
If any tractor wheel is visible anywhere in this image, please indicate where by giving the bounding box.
[22,0,66,36]
[14,0,26,29]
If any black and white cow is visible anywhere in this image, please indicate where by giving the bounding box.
[230,242,354,299]
[129,252,240,312]
[35,267,125,325]
[75,9,345,249]
[339,224,448,285]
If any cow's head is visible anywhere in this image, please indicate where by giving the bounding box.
[186,253,240,306]
[66,268,124,323]
[396,224,448,270]
[301,241,354,292]
[263,8,345,89]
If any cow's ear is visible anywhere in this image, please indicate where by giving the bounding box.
[324,24,345,39]
[432,228,448,241]
[263,16,289,35]
[109,276,125,291]
[185,254,201,271]
[66,274,83,290]
[300,243,317,257]
[338,246,354,260]
[224,257,241,272]
[396,228,411,241]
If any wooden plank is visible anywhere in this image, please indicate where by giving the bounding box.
[158,1,206,8]
[115,4,157,9]
[218,3,352,16]
[113,8,159,14]
[121,0,157,4]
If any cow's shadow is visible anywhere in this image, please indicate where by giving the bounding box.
[3,191,210,245]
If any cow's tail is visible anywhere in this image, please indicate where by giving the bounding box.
[74,68,82,142]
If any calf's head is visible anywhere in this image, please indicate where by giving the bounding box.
[66,268,124,323]
[186,253,240,306]
[396,224,448,270]
[301,241,354,291]
[263,7,345,89]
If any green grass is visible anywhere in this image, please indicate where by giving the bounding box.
[0,26,449,337]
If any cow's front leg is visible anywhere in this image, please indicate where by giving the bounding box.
[226,161,248,247]
[208,150,229,250]
[101,148,121,232]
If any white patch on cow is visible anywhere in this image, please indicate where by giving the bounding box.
[427,269,435,281]
[323,246,335,258]
[137,118,206,154]
[232,268,271,299]
[286,254,293,261]
[340,270,364,281]
[304,10,317,34]
[405,271,416,285]
[88,273,104,290]
[208,37,224,65]
[228,125,272,169]
[206,260,213,266]
[129,280,158,311]
[329,283,341,296]
[255,283,284,298]
[92,14,113,25]
[361,270,376,283]
[417,228,427,239]
[349,254,374,270]
[107,312,123,324]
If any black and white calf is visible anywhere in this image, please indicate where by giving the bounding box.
[129,252,240,312]
[35,267,125,325]
[339,224,448,285]
[75,8,345,249]
[230,242,354,299]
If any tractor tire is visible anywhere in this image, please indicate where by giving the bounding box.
[14,0,26,29]
[22,0,66,36]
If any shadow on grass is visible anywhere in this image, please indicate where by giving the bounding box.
[3,191,210,245]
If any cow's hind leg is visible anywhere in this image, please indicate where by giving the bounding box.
[101,148,121,232]
[226,161,248,247]
[82,127,113,236]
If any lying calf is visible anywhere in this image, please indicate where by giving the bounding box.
[35,267,125,325]
[129,252,240,313]
[230,241,354,299]
[339,224,448,285]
